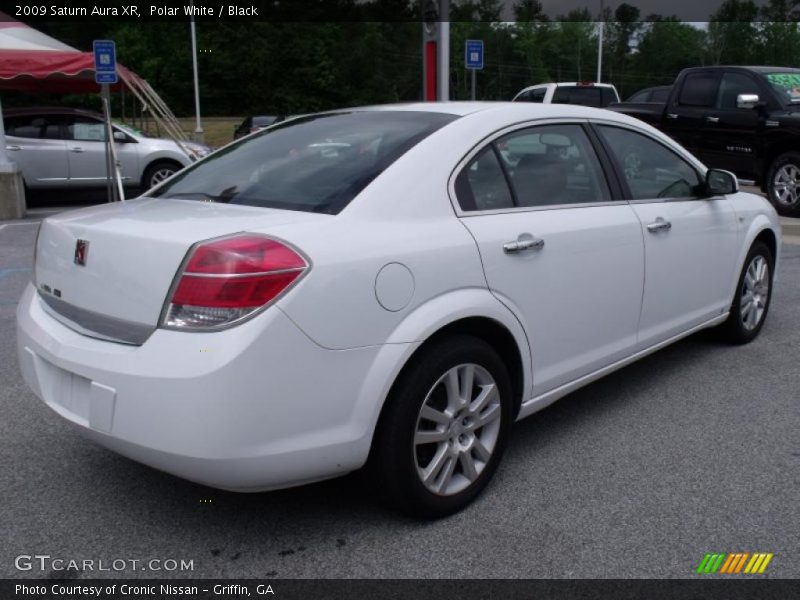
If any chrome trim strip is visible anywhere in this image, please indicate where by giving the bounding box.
[182,267,306,279]
[38,291,155,346]
[458,199,628,217]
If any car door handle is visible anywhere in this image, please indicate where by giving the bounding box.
[70,147,86,153]
[666,113,678,120]
[6,145,21,151]
[705,116,720,123]
[646,217,672,233]
[503,237,545,254]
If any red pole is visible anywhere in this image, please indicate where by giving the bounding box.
[425,40,437,101]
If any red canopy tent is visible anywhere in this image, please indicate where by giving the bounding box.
[0,15,135,92]
[0,13,191,175]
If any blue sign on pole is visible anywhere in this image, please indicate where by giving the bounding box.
[465,40,484,70]
[93,40,117,84]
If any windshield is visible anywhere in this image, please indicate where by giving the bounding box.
[765,71,800,103]
[113,121,148,138]
[151,111,457,214]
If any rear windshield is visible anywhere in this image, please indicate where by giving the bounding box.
[151,111,457,214]
[765,72,800,104]
[552,86,603,107]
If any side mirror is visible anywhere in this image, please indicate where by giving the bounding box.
[706,169,738,196]
[736,93,760,109]
[113,130,130,143]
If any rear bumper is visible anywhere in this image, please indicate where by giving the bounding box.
[16,283,406,491]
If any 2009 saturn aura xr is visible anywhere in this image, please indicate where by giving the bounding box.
[17,103,780,517]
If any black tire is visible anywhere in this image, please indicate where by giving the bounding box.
[717,241,774,344]
[766,152,800,217]
[142,160,181,190]
[370,335,514,518]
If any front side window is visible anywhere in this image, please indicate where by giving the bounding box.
[67,117,107,142]
[152,111,456,214]
[717,73,760,110]
[597,126,702,200]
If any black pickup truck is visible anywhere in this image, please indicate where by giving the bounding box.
[609,66,800,216]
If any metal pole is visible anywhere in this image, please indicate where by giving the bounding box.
[597,0,604,83]
[471,69,476,101]
[101,85,125,202]
[436,1,450,101]
[0,96,12,169]
[102,85,114,202]
[190,1,204,143]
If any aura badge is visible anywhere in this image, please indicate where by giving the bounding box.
[74,239,89,266]
[696,552,774,575]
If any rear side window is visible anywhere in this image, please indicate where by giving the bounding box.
[5,115,62,139]
[455,124,610,211]
[651,87,671,102]
[152,111,457,214]
[500,124,610,206]
[678,73,720,107]
[455,147,514,211]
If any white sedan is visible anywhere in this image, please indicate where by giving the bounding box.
[16,103,780,517]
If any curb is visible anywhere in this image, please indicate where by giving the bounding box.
[780,218,800,238]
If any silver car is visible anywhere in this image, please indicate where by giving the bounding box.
[3,107,210,191]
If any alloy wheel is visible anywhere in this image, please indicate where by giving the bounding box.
[413,363,502,496]
[773,163,800,207]
[150,167,175,186]
[740,255,770,331]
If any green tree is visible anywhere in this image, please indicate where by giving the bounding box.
[707,0,760,65]
[633,19,707,92]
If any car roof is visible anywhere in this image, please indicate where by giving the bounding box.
[3,106,103,119]
[350,101,627,120]
[687,66,800,74]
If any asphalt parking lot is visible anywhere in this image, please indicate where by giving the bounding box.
[1,216,798,579]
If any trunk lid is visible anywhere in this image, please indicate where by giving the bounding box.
[34,198,326,343]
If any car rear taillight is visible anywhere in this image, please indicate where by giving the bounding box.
[161,234,308,330]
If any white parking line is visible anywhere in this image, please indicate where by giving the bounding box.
[0,221,41,231]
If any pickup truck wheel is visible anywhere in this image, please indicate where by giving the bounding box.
[766,152,800,216]
[370,335,513,518]
[143,161,181,190]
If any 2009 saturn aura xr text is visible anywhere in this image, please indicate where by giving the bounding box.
[17,103,780,517]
